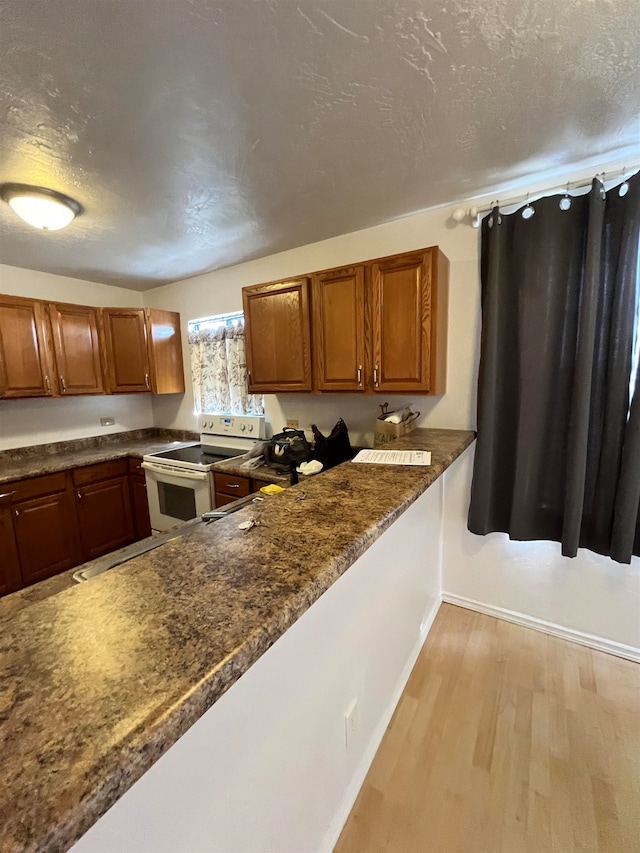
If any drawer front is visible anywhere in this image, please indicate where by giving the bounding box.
[10,471,69,502]
[128,456,145,475]
[73,458,128,486]
[213,472,251,497]
[214,492,242,508]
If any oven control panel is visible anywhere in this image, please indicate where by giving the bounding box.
[199,414,266,440]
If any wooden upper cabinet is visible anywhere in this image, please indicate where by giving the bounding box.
[145,308,185,394]
[312,266,366,392]
[100,308,151,393]
[0,295,54,398]
[370,248,448,394]
[243,278,312,393]
[49,302,104,395]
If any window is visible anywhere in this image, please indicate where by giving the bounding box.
[188,312,263,415]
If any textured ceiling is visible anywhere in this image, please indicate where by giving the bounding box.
[1,0,639,290]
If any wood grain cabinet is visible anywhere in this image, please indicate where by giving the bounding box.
[100,307,185,395]
[100,308,152,393]
[128,457,152,540]
[11,472,81,586]
[145,309,185,394]
[243,278,312,393]
[48,302,104,395]
[213,472,277,507]
[312,266,366,392]
[243,246,448,395]
[0,295,55,398]
[369,247,448,394]
[74,460,135,561]
[0,495,22,596]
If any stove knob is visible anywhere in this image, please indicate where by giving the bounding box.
[247,424,253,432]
[240,423,246,431]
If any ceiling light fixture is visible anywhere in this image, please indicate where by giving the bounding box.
[0,183,83,231]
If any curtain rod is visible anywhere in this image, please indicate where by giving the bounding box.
[454,164,639,227]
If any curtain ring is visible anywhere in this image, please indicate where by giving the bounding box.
[522,193,535,219]
[619,168,629,197]
[559,183,572,210]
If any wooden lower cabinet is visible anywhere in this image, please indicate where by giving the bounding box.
[0,504,22,595]
[12,473,81,586]
[129,458,152,540]
[213,472,280,507]
[0,456,155,598]
[74,461,135,561]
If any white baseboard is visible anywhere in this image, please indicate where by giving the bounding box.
[320,597,442,853]
[442,593,640,663]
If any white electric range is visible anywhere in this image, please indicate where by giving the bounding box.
[142,414,266,532]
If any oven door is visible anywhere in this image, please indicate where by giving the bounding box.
[141,461,213,532]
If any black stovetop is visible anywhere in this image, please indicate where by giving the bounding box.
[150,445,228,465]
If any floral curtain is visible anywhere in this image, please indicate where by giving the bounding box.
[188,318,263,415]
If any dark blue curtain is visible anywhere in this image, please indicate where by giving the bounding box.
[469,173,640,563]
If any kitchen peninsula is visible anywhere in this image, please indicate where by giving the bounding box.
[0,428,474,853]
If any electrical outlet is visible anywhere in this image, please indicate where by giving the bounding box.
[100,416,115,427]
[286,419,299,429]
[344,698,359,750]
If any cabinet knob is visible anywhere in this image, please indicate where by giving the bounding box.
[14,508,19,518]
[77,491,82,501]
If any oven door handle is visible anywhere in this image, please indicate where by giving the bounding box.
[141,461,210,481]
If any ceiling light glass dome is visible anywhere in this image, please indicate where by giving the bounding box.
[0,184,83,231]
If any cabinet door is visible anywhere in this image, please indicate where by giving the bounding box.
[101,308,151,393]
[49,302,104,395]
[145,308,185,394]
[0,503,22,596]
[312,266,366,392]
[0,295,54,398]
[76,475,135,560]
[370,249,441,393]
[130,474,152,540]
[243,278,312,392]
[13,487,81,585]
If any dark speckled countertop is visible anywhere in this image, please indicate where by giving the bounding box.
[0,428,474,853]
[0,428,199,485]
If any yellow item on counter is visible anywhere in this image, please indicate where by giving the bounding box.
[260,484,285,496]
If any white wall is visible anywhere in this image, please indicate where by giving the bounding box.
[71,481,443,853]
[0,264,152,448]
[144,207,481,446]
[442,446,640,656]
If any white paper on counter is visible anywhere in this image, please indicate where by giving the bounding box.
[352,449,431,466]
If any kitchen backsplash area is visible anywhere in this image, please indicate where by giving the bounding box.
[0,394,154,451]
[265,393,446,449]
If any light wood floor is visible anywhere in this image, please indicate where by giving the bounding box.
[334,603,640,853]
